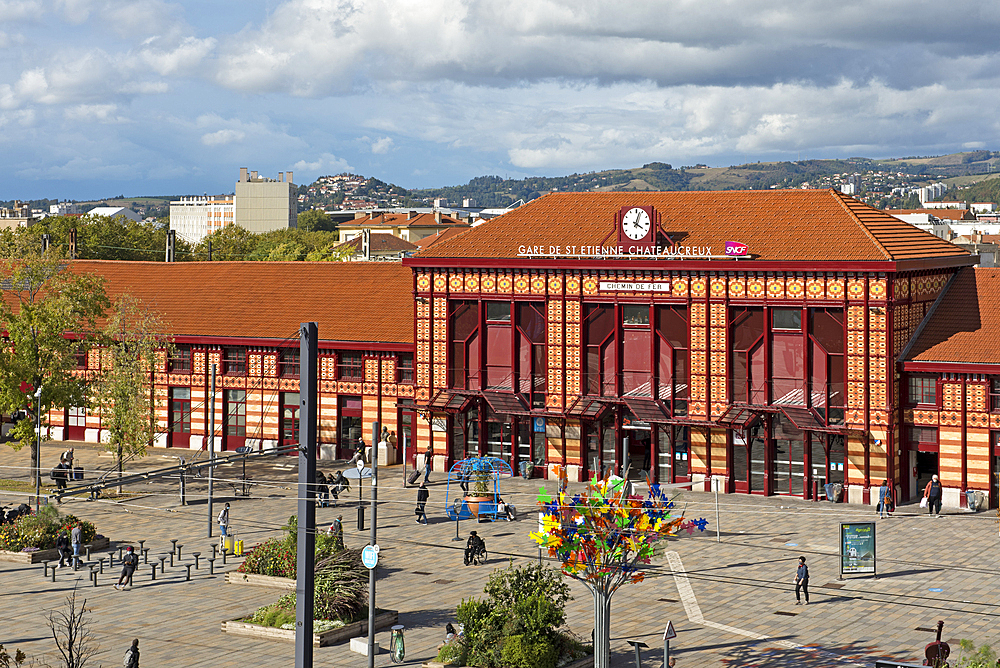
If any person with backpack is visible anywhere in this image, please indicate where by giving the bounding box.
[315,470,330,507]
[114,546,139,590]
[924,474,943,516]
[122,639,139,668]
[218,503,230,537]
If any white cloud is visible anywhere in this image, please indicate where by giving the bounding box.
[63,103,122,122]
[293,153,353,176]
[201,128,245,145]
[369,136,393,154]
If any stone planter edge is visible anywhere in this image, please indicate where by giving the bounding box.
[225,572,296,589]
[0,536,110,564]
[221,610,399,648]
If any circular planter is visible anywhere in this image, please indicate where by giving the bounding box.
[463,495,493,518]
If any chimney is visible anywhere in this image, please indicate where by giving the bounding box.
[278,172,284,182]
[239,167,248,182]
[434,210,441,224]
[251,171,258,180]
[286,171,293,184]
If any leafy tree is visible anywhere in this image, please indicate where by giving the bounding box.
[297,209,337,232]
[15,214,193,261]
[0,246,110,485]
[191,224,259,260]
[92,295,171,492]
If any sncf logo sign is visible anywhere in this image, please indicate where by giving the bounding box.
[725,241,749,256]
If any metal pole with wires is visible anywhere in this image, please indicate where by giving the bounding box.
[295,323,318,668]
[368,419,379,668]
[208,363,216,538]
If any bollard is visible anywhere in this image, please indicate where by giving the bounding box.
[142,547,150,565]
[192,552,201,570]
[169,551,175,567]
[42,561,51,578]
[158,555,167,573]
[170,539,178,554]
[137,540,145,554]
[210,544,218,560]
[85,545,92,560]
[185,564,193,581]
[51,565,56,583]
[176,544,183,561]
[150,563,157,581]
[98,557,106,574]
[207,557,216,575]
[90,566,98,588]
[107,551,115,568]
[118,546,125,561]
[221,548,228,565]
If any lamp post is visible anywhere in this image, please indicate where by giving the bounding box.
[34,384,43,514]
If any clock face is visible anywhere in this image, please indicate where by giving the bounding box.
[622,207,651,241]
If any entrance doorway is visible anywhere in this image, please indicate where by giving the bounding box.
[772,413,805,496]
[280,392,300,452]
[656,425,689,484]
[916,451,938,495]
[338,396,362,460]
[991,432,999,510]
[749,421,767,493]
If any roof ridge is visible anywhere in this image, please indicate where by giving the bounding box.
[829,190,893,261]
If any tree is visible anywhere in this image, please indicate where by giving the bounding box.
[47,587,99,668]
[531,472,706,668]
[92,295,171,493]
[13,214,193,261]
[297,209,337,232]
[191,224,258,260]
[0,247,110,487]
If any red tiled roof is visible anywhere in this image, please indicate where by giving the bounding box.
[342,213,468,229]
[416,190,971,262]
[52,261,414,345]
[889,209,976,221]
[905,267,1000,365]
[335,234,418,253]
[413,227,471,249]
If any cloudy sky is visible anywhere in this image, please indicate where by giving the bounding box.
[3,0,1000,200]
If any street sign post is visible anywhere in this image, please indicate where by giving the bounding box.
[663,621,676,666]
[361,544,379,569]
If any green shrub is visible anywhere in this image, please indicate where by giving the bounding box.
[0,510,96,552]
[237,514,344,577]
[500,634,558,668]
[436,641,469,666]
[955,640,997,668]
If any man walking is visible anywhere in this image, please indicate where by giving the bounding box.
[422,445,433,484]
[794,556,809,605]
[328,515,344,550]
[877,479,892,518]
[56,531,71,567]
[415,483,429,524]
[70,522,82,569]
[114,546,139,590]
[924,474,943,516]
[123,639,139,668]
[218,502,230,538]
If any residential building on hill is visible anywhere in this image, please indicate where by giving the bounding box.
[337,211,468,243]
[20,189,999,511]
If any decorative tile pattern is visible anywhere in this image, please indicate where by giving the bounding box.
[786,277,804,298]
[968,383,987,412]
[263,354,277,377]
[481,274,496,292]
[969,412,989,429]
[690,303,706,327]
[548,275,563,294]
[806,277,825,299]
[514,274,530,294]
[497,274,512,293]
[416,273,431,291]
[465,273,479,293]
[728,276,746,298]
[531,275,547,294]
[194,351,206,375]
[766,277,785,299]
[582,276,598,295]
[565,275,580,295]
[942,383,962,411]
[433,274,447,291]
[710,277,726,298]
[827,277,845,300]
[747,277,765,298]
[690,277,707,298]
[847,277,866,300]
[868,277,887,301]
[449,274,464,292]
[672,276,689,298]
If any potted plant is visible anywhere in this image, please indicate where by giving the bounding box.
[463,460,494,518]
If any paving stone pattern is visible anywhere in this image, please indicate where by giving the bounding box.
[1,442,998,667]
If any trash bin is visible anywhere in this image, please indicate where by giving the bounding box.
[965,490,979,512]
[824,483,834,503]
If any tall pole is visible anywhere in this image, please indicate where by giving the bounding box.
[368,419,379,667]
[208,363,216,538]
[34,387,42,514]
[295,323,318,668]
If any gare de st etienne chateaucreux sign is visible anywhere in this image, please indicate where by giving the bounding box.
[516,241,749,259]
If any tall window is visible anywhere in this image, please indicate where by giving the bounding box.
[584,304,616,396]
[74,348,88,370]
[169,388,191,433]
[68,406,86,427]
[622,305,651,396]
[398,353,414,384]
[281,392,300,444]
[225,390,246,437]
[449,300,480,389]
[338,352,363,380]
[656,305,688,415]
[485,301,512,389]
[908,377,937,405]
[809,309,845,424]
[990,379,1000,412]
[279,349,300,378]
[168,345,191,373]
[516,302,546,407]
[223,347,246,376]
[730,307,765,404]
[771,308,804,404]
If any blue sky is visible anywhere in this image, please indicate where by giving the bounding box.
[2,0,1000,201]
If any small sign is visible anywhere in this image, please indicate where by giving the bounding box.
[533,417,546,433]
[725,241,749,256]
[663,621,676,640]
[235,446,251,454]
[361,545,379,569]
[840,522,876,576]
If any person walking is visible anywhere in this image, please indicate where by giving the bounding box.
[114,546,139,590]
[61,448,74,468]
[218,502,230,538]
[70,522,82,569]
[794,556,809,605]
[877,479,892,518]
[328,515,344,550]
[329,470,348,505]
[56,531,71,567]
[415,483,429,524]
[123,639,139,668]
[422,445,433,484]
[924,474,943,516]
[315,470,330,507]
[52,457,70,495]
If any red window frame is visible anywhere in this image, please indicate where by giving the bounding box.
[907,376,938,407]
[338,351,363,381]
[397,353,414,384]
[990,379,1000,413]
[279,348,300,378]
[168,345,191,373]
[223,347,247,376]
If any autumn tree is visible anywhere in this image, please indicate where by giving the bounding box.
[0,244,109,487]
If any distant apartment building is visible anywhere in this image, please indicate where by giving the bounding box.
[50,202,81,215]
[918,183,948,204]
[234,168,296,234]
[0,200,33,229]
[169,197,235,244]
[168,168,296,244]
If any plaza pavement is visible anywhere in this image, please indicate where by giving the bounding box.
[1,441,998,667]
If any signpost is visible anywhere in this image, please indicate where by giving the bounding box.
[361,544,379,569]
[840,522,876,578]
[663,621,676,666]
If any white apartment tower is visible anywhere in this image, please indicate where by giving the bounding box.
[234,168,297,233]
[169,196,235,244]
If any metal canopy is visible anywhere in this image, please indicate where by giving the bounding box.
[427,390,473,413]
[622,397,671,423]
[717,404,762,429]
[778,405,847,434]
[565,396,614,420]
[481,391,531,416]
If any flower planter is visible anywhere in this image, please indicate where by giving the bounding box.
[226,572,295,589]
[221,609,398,647]
[463,495,493,518]
[0,536,110,564]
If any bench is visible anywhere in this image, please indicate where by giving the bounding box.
[229,478,255,497]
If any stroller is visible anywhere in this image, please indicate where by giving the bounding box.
[463,531,487,566]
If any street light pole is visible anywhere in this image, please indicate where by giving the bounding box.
[34,385,42,514]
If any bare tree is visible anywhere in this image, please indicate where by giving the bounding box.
[47,587,100,668]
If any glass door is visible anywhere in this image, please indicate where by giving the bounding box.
[732,430,749,494]
[280,392,300,453]
[656,426,672,484]
[772,413,805,496]
[169,387,191,448]
[223,389,246,451]
[338,396,362,459]
[749,420,767,493]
